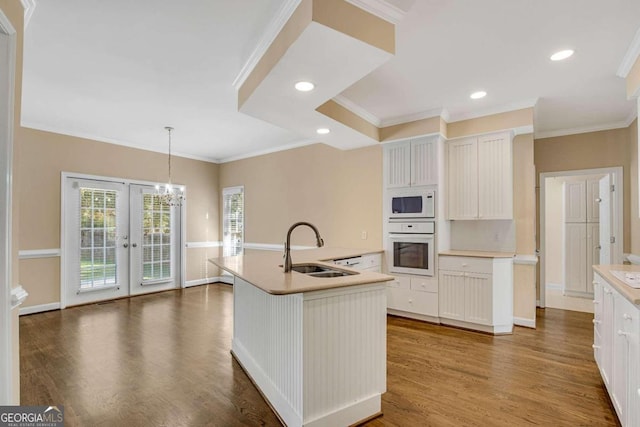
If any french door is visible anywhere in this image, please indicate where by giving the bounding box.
[63,177,181,307]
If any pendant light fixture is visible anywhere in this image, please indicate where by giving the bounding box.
[155,126,185,206]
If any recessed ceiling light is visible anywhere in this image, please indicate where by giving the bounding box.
[316,128,330,135]
[550,49,574,61]
[295,81,315,92]
[470,91,487,100]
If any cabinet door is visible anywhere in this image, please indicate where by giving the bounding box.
[385,144,411,188]
[411,137,437,186]
[447,138,478,219]
[586,179,600,223]
[438,270,465,320]
[464,272,493,325]
[601,285,615,387]
[563,180,587,223]
[612,293,637,425]
[564,223,587,294]
[586,223,599,295]
[477,133,512,219]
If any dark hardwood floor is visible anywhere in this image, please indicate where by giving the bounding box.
[20,284,618,426]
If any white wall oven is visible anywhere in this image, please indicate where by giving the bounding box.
[387,221,435,276]
[388,189,435,220]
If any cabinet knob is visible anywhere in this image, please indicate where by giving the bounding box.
[592,319,601,325]
[592,344,601,349]
[462,263,468,267]
[617,330,631,338]
[623,313,633,321]
[592,300,599,305]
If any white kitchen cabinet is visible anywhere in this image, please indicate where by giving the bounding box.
[438,255,513,334]
[564,223,587,295]
[447,138,478,219]
[593,272,640,427]
[447,132,512,220]
[564,180,587,222]
[587,179,601,223]
[387,274,438,319]
[385,136,438,188]
[563,178,601,298]
[477,133,513,219]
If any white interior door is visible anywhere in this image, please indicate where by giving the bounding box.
[64,178,129,306]
[129,184,180,295]
[599,175,612,265]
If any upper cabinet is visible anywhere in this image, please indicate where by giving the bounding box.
[385,136,438,188]
[447,132,513,220]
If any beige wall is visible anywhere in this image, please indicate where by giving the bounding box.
[512,134,537,323]
[545,177,563,285]
[0,0,23,404]
[629,119,640,254]
[17,127,220,307]
[219,143,383,250]
[627,56,640,98]
[535,127,632,253]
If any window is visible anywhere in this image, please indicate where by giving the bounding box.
[142,193,172,281]
[223,186,244,256]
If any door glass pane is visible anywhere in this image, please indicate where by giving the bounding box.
[79,188,118,290]
[142,193,172,282]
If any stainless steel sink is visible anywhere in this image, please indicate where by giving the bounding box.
[290,263,359,278]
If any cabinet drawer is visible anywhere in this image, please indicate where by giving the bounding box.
[386,275,410,289]
[387,287,438,317]
[410,276,438,293]
[439,256,493,274]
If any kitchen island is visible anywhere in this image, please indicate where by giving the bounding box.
[210,248,393,427]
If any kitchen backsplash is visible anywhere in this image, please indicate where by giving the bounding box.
[449,220,516,253]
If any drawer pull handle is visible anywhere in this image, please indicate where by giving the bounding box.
[462,263,468,267]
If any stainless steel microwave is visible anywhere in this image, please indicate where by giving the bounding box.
[388,189,435,220]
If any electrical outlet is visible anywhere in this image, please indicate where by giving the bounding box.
[361,231,368,240]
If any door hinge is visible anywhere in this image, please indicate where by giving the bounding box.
[610,236,616,244]
[611,184,615,192]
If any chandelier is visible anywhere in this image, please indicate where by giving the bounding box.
[155,126,185,207]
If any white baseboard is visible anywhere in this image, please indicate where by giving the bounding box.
[514,317,536,328]
[19,302,60,316]
[184,276,233,288]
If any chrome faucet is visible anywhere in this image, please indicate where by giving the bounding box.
[283,222,324,272]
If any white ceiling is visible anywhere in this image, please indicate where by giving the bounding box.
[21,0,640,162]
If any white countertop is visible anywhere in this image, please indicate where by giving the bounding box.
[593,264,640,305]
[209,247,393,295]
[439,250,515,259]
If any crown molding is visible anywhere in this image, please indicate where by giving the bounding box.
[534,119,633,140]
[332,95,382,126]
[617,27,640,78]
[380,107,449,127]
[216,138,318,163]
[447,98,538,123]
[345,0,407,24]
[19,0,36,29]
[232,0,301,90]
[20,121,221,163]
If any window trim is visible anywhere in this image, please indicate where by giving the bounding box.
[222,186,244,256]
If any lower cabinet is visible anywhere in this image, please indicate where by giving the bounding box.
[387,275,438,319]
[438,256,513,334]
[593,272,640,427]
